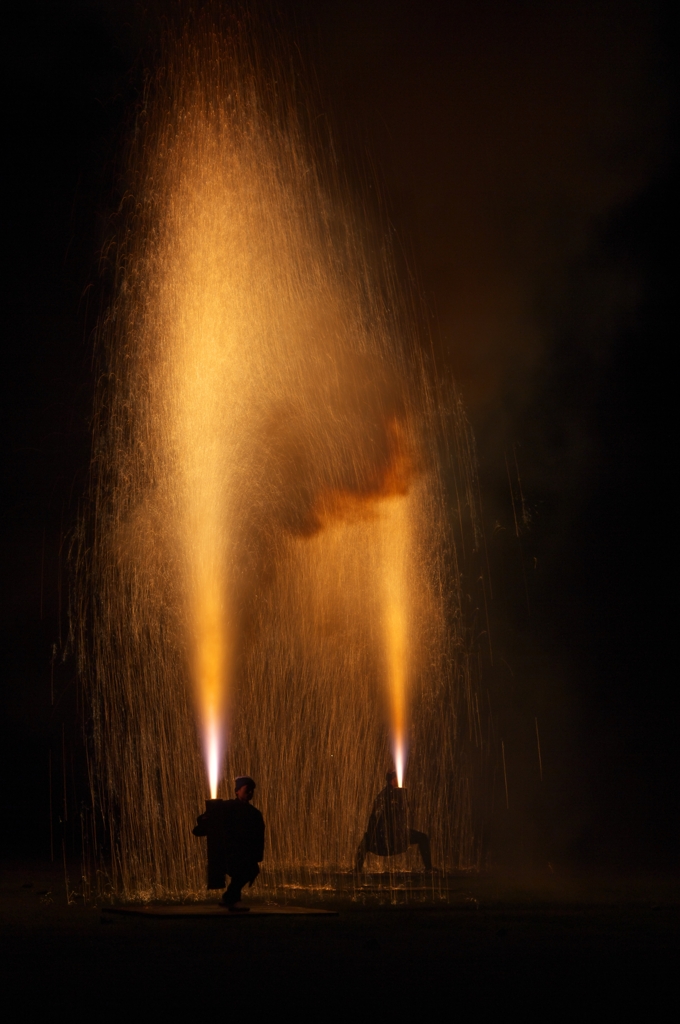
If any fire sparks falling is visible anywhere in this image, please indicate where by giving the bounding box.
[77,12,485,898]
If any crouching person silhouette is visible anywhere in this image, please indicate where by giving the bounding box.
[193,776,265,912]
[355,770,432,872]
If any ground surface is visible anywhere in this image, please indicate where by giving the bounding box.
[1,863,677,1017]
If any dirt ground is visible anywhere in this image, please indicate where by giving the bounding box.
[1,862,677,1018]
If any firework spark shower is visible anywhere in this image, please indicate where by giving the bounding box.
[76,11,484,899]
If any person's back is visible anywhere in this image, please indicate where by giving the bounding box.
[367,783,410,856]
[193,775,265,911]
[222,796,265,868]
[355,770,433,872]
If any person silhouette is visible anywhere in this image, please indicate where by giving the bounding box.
[355,770,432,872]
[193,776,265,911]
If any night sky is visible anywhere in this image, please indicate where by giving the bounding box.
[1,0,675,868]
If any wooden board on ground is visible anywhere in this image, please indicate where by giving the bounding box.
[106,903,338,917]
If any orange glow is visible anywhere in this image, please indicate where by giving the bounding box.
[380,491,412,789]
[312,418,414,531]
[311,418,415,785]
[193,581,226,799]
[81,16,485,898]
[161,155,239,798]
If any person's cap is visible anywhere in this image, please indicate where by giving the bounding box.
[235,776,256,791]
[386,770,397,782]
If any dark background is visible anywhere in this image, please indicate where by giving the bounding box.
[1,0,675,869]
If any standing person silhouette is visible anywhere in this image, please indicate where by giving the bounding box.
[355,770,432,872]
[193,776,265,911]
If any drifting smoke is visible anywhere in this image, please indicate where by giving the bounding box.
[75,11,485,899]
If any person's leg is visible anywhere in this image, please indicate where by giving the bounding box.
[409,829,432,870]
[222,864,260,908]
[355,834,368,872]
[221,874,244,906]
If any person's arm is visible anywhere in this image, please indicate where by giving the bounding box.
[192,812,209,837]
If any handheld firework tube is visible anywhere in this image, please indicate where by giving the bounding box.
[205,798,227,890]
